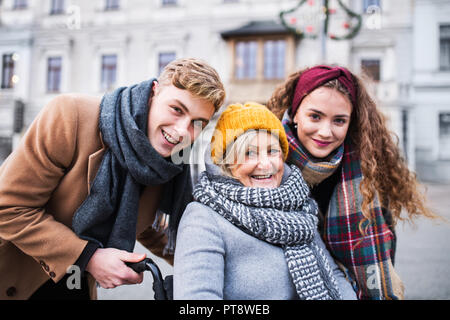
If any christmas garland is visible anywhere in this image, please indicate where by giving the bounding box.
[279,0,362,41]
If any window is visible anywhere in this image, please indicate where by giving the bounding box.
[158,52,176,75]
[234,39,286,80]
[264,40,286,80]
[1,54,15,89]
[361,59,380,81]
[13,0,28,9]
[13,100,25,134]
[105,0,119,11]
[50,0,65,15]
[440,113,450,138]
[101,54,117,91]
[440,25,450,71]
[439,112,450,159]
[47,57,62,93]
[235,41,258,80]
[0,137,12,162]
[363,0,381,12]
[401,109,408,160]
[162,0,177,6]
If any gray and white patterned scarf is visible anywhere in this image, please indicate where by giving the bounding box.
[193,164,342,300]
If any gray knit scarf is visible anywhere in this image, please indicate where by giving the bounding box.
[72,79,192,254]
[193,164,342,300]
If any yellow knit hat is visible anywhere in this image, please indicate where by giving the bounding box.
[211,102,289,164]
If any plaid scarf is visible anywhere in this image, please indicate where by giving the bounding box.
[282,111,400,300]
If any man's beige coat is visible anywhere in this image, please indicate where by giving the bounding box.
[0,94,169,300]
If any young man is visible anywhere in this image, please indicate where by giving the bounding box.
[0,58,225,300]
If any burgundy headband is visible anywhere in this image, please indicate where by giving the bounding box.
[289,65,357,117]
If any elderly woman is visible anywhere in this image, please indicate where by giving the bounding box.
[173,103,356,300]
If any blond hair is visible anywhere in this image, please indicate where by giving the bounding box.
[218,130,258,178]
[217,130,286,179]
[158,58,226,112]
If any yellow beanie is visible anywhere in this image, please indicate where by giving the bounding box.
[211,102,289,164]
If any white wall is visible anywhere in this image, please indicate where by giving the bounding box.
[413,0,450,164]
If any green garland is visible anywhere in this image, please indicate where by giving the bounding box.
[332,0,362,40]
[279,0,311,40]
[279,0,362,41]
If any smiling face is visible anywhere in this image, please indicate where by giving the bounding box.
[147,81,216,158]
[229,131,284,188]
[293,86,352,159]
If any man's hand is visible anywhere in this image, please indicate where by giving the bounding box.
[86,248,146,289]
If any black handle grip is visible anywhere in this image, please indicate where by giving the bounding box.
[125,258,169,300]
[125,259,149,273]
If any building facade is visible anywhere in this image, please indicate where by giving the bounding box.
[412,0,450,182]
[0,0,449,182]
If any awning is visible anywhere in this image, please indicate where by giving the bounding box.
[220,20,291,39]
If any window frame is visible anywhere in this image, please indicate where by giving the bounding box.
[49,0,65,15]
[440,25,450,71]
[158,52,176,76]
[234,40,258,80]
[12,0,28,10]
[1,54,15,89]
[263,39,287,80]
[105,0,120,11]
[161,0,177,7]
[439,112,450,160]
[361,58,381,82]
[47,56,62,93]
[440,113,450,138]
[100,54,118,91]
[230,35,289,82]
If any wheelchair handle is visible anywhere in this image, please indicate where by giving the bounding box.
[126,258,167,300]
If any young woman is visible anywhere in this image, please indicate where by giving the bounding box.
[173,102,356,300]
[267,65,439,300]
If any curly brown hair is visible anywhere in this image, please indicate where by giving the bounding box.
[267,68,440,227]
